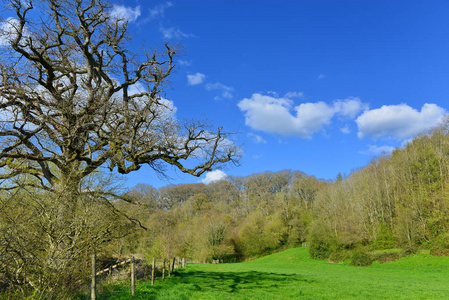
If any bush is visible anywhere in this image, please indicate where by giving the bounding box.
[235,212,288,258]
[401,244,418,256]
[371,249,402,263]
[308,232,338,260]
[350,249,373,267]
[429,234,449,256]
[370,224,395,250]
[328,250,351,263]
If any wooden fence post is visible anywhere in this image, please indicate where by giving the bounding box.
[172,257,176,272]
[91,254,96,300]
[162,258,166,281]
[131,256,135,296]
[168,258,171,278]
[151,258,156,285]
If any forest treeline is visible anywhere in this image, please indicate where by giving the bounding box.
[3,124,449,296]
[113,122,449,263]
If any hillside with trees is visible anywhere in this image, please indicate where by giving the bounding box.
[113,120,449,265]
[4,118,449,296]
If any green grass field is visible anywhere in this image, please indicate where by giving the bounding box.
[97,248,449,299]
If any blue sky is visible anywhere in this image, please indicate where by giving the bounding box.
[4,0,447,188]
[107,0,449,188]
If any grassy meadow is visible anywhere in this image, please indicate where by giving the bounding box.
[96,247,449,299]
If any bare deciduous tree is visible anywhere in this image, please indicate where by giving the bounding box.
[0,0,238,199]
[0,1,239,294]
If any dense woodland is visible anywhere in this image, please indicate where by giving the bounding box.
[109,121,449,264]
[4,122,449,296]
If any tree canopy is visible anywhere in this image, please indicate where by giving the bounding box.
[0,0,239,196]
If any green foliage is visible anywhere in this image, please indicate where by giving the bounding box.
[328,249,351,262]
[350,248,374,267]
[370,224,395,250]
[308,224,337,260]
[10,122,449,295]
[400,244,418,256]
[429,233,449,256]
[370,249,402,263]
[235,211,288,258]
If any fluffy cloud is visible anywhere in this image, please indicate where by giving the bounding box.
[160,26,193,39]
[362,145,396,156]
[205,82,234,100]
[247,133,267,144]
[356,103,447,140]
[117,81,177,119]
[284,91,304,99]
[0,17,31,47]
[334,97,368,118]
[110,5,141,23]
[187,73,206,85]
[178,60,191,66]
[201,170,227,184]
[237,94,366,138]
[340,125,351,134]
[149,2,173,20]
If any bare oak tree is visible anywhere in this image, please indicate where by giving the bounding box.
[0,0,238,294]
[0,0,238,197]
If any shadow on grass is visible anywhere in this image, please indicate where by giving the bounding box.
[155,269,315,295]
[96,270,316,299]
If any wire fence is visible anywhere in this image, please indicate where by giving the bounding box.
[0,254,187,299]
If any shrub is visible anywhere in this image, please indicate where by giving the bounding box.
[308,231,338,260]
[350,249,374,267]
[429,233,449,256]
[328,250,351,263]
[371,224,395,250]
[401,244,418,256]
[235,211,288,258]
[371,249,402,263]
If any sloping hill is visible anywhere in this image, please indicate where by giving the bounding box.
[100,248,449,299]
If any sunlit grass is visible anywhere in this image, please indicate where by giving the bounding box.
[97,248,449,299]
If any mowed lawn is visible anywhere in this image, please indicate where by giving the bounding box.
[99,248,449,299]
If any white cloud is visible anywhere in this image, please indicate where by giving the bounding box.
[201,170,227,184]
[237,93,367,138]
[149,2,173,20]
[110,5,141,23]
[318,74,326,80]
[0,18,18,46]
[160,26,193,39]
[157,98,177,119]
[284,91,304,99]
[247,132,267,144]
[0,17,31,47]
[116,81,177,119]
[205,82,234,100]
[187,73,206,85]
[340,125,350,134]
[362,145,396,156]
[401,138,413,147]
[178,60,191,66]
[356,103,447,140]
[334,97,368,118]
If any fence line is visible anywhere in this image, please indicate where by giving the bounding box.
[95,258,132,276]
[0,256,86,260]
[0,254,188,299]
